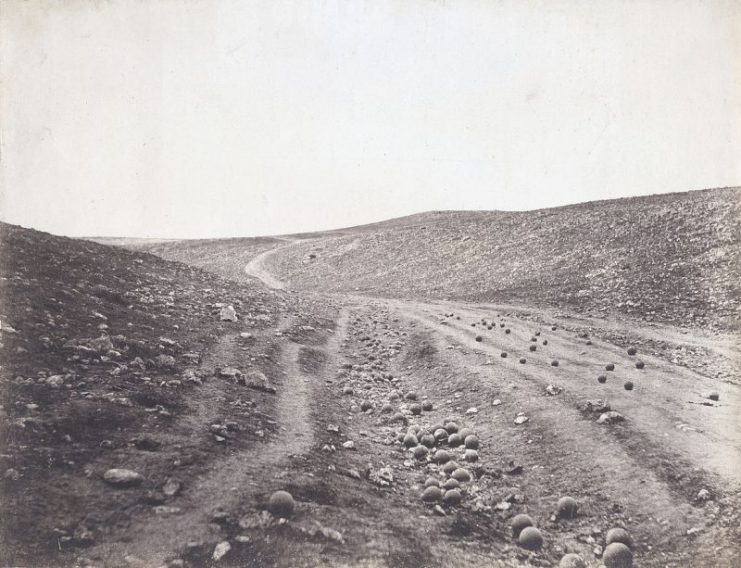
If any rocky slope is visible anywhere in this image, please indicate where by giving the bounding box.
[265,188,740,330]
[0,222,334,566]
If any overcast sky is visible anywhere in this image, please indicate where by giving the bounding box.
[1,1,739,238]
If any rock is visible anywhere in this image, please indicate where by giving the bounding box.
[518,526,543,550]
[583,399,610,413]
[162,478,181,497]
[514,414,529,425]
[444,422,459,434]
[546,384,562,396]
[212,541,231,561]
[556,496,578,518]
[602,542,633,567]
[705,391,720,401]
[464,449,479,462]
[219,306,238,322]
[218,366,242,379]
[559,553,587,568]
[154,355,176,370]
[239,332,253,339]
[606,527,634,548]
[243,370,276,394]
[103,469,144,488]
[268,491,295,518]
[511,514,534,537]
[697,488,712,501]
[4,468,20,481]
[597,411,625,425]
[342,440,355,450]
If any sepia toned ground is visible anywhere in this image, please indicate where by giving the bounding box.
[2,189,740,567]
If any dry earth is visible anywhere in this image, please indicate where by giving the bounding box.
[2,189,740,568]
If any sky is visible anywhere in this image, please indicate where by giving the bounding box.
[1,0,739,239]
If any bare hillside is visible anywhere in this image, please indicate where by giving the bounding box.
[265,188,740,330]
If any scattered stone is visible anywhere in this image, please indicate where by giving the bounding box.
[342,440,355,450]
[219,306,238,322]
[243,370,276,394]
[162,478,181,497]
[103,469,143,488]
[705,391,720,401]
[514,414,529,425]
[212,541,231,562]
[597,411,625,425]
[546,384,562,396]
[583,399,610,413]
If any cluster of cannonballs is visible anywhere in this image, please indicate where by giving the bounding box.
[512,501,634,567]
[597,347,644,391]
[395,419,480,508]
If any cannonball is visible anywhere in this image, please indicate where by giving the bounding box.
[420,434,436,448]
[413,445,428,460]
[442,478,460,490]
[519,358,527,364]
[606,363,615,371]
[444,422,459,434]
[510,513,534,537]
[424,477,440,488]
[556,496,578,519]
[441,460,459,475]
[422,401,434,411]
[434,428,449,441]
[624,381,634,391]
[442,489,462,506]
[501,352,508,358]
[475,335,483,342]
[410,403,422,415]
[559,553,587,568]
[542,339,548,345]
[602,542,633,567]
[598,375,607,384]
[447,433,463,447]
[635,361,645,369]
[458,427,474,439]
[360,400,373,411]
[464,435,479,449]
[518,526,543,550]
[551,360,559,367]
[627,347,637,356]
[268,491,295,518]
[451,468,472,482]
[405,391,418,401]
[421,486,442,502]
[434,449,453,464]
[605,528,634,549]
[505,329,511,334]
[403,433,418,448]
